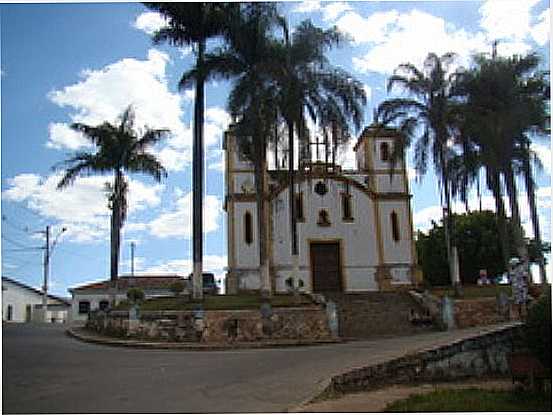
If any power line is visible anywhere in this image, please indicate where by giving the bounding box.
[1,235,43,250]
[1,215,31,235]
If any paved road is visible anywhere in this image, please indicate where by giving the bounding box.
[3,322,513,414]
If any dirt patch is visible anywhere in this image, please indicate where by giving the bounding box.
[294,378,513,413]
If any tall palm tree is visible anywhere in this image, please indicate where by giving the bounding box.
[377,52,461,288]
[144,2,240,299]
[56,106,168,303]
[457,52,549,274]
[273,20,366,265]
[179,3,282,296]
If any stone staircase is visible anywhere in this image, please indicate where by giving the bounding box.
[324,292,437,339]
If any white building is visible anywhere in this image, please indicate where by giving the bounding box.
[2,276,70,323]
[224,124,417,293]
[68,275,187,322]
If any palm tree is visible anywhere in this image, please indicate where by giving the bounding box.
[273,20,366,266]
[56,106,168,303]
[457,52,549,275]
[376,52,461,289]
[177,3,282,296]
[144,2,240,299]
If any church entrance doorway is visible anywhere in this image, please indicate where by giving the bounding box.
[310,242,342,292]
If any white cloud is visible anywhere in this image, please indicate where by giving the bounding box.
[322,2,353,22]
[142,254,228,277]
[133,11,166,35]
[2,173,164,243]
[347,9,488,74]
[47,49,227,172]
[342,2,548,76]
[479,0,540,43]
[183,88,195,102]
[47,49,190,169]
[292,0,321,14]
[148,191,222,239]
[47,122,91,150]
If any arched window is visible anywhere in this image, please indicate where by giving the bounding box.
[244,211,253,245]
[380,142,390,161]
[391,211,400,242]
[342,193,353,221]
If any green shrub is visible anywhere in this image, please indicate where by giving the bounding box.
[170,281,185,296]
[126,287,145,304]
[525,290,551,369]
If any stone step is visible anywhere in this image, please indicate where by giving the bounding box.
[323,292,436,339]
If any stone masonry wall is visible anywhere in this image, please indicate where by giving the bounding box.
[317,324,524,399]
[87,306,332,343]
[454,298,508,328]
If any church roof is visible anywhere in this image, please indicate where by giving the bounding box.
[353,124,402,151]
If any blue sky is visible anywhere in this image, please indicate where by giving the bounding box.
[1,1,550,297]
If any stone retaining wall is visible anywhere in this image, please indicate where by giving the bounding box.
[454,298,509,328]
[317,324,524,399]
[86,306,332,343]
[409,291,511,330]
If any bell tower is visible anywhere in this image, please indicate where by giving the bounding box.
[354,124,417,290]
[223,129,260,293]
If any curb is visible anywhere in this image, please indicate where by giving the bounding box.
[66,327,342,351]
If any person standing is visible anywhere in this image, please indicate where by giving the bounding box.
[509,257,528,319]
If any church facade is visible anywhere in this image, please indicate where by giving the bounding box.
[223,125,417,294]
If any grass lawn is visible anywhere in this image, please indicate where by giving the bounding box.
[114,293,314,311]
[430,284,512,299]
[384,388,551,412]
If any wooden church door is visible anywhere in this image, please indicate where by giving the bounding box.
[310,242,342,292]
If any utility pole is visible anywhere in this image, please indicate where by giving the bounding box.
[42,225,50,323]
[130,242,135,276]
[40,225,67,323]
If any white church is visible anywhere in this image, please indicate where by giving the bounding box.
[223,124,417,294]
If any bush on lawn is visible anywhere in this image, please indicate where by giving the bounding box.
[525,290,551,369]
[170,281,186,296]
[127,287,145,304]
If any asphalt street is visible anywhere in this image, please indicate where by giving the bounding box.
[2,322,511,413]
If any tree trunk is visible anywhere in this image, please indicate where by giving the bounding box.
[287,121,298,257]
[523,150,547,284]
[488,170,510,270]
[504,167,528,261]
[192,39,206,300]
[110,170,123,306]
[439,149,459,288]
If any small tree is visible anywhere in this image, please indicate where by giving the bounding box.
[170,281,185,297]
[127,287,145,304]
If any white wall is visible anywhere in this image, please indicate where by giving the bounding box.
[378,200,414,266]
[70,293,127,323]
[271,178,380,292]
[374,174,406,193]
[2,280,68,323]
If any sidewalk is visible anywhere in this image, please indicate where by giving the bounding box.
[66,326,341,350]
